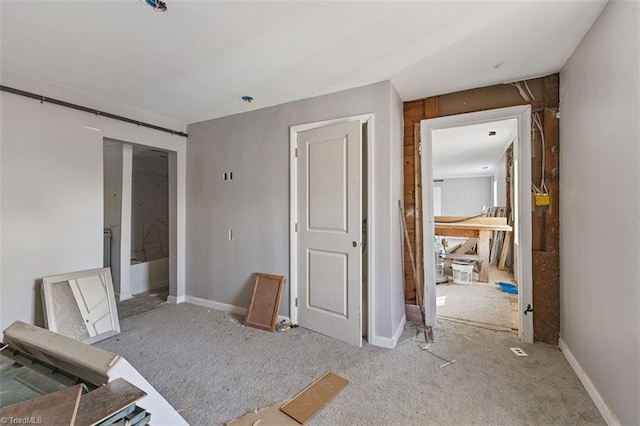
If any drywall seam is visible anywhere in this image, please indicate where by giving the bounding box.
[185,296,290,323]
[558,338,621,426]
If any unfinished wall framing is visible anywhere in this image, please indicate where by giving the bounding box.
[403,74,560,344]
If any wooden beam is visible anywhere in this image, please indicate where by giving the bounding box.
[435,216,507,225]
[498,232,511,271]
[477,230,491,283]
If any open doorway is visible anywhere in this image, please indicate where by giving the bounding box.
[431,118,518,332]
[421,105,533,343]
[103,139,173,319]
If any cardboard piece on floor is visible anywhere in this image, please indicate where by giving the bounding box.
[225,399,298,426]
[280,372,349,424]
[0,384,83,425]
[244,273,285,332]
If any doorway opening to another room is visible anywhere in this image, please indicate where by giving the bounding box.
[103,140,175,319]
[432,118,518,333]
[421,105,533,342]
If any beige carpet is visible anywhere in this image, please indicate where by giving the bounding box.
[96,303,604,426]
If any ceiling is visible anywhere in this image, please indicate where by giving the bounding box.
[432,118,517,179]
[0,1,606,124]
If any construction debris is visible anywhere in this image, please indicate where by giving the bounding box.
[276,321,298,332]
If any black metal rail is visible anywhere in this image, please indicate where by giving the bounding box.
[1,85,188,138]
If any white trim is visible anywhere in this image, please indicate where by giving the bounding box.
[289,125,298,324]
[558,338,621,426]
[119,144,133,301]
[366,117,375,347]
[185,296,290,323]
[117,292,133,302]
[166,295,185,304]
[289,114,374,343]
[369,315,406,349]
[421,105,533,343]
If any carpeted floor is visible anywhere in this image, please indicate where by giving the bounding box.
[96,304,604,425]
[96,303,604,426]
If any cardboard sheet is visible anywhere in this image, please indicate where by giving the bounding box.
[226,399,298,426]
[280,372,349,424]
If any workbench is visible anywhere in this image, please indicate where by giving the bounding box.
[434,220,512,282]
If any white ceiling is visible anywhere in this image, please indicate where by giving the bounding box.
[0,1,606,124]
[432,118,517,179]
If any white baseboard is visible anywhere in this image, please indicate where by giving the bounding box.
[369,315,406,349]
[117,292,133,302]
[185,295,290,323]
[166,295,185,304]
[558,338,621,426]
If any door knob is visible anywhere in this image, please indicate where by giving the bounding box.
[352,241,358,248]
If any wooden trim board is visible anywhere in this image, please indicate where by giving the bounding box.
[244,273,285,332]
[280,372,349,424]
[0,384,83,426]
[75,378,146,426]
[435,216,507,225]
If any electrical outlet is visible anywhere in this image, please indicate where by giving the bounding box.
[510,347,528,357]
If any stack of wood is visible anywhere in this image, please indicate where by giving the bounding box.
[484,206,511,271]
[0,376,149,425]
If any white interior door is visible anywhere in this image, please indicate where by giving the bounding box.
[296,120,362,346]
[69,275,112,336]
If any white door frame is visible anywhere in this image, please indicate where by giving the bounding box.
[421,105,533,343]
[289,113,374,340]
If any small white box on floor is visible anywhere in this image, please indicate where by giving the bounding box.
[452,262,473,284]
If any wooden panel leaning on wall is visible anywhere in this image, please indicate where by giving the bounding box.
[403,74,560,344]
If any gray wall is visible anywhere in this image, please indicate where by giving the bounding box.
[0,72,187,333]
[186,80,405,345]
[434,177,492,216]
[560,1,639,424]
[389,84,405,339]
